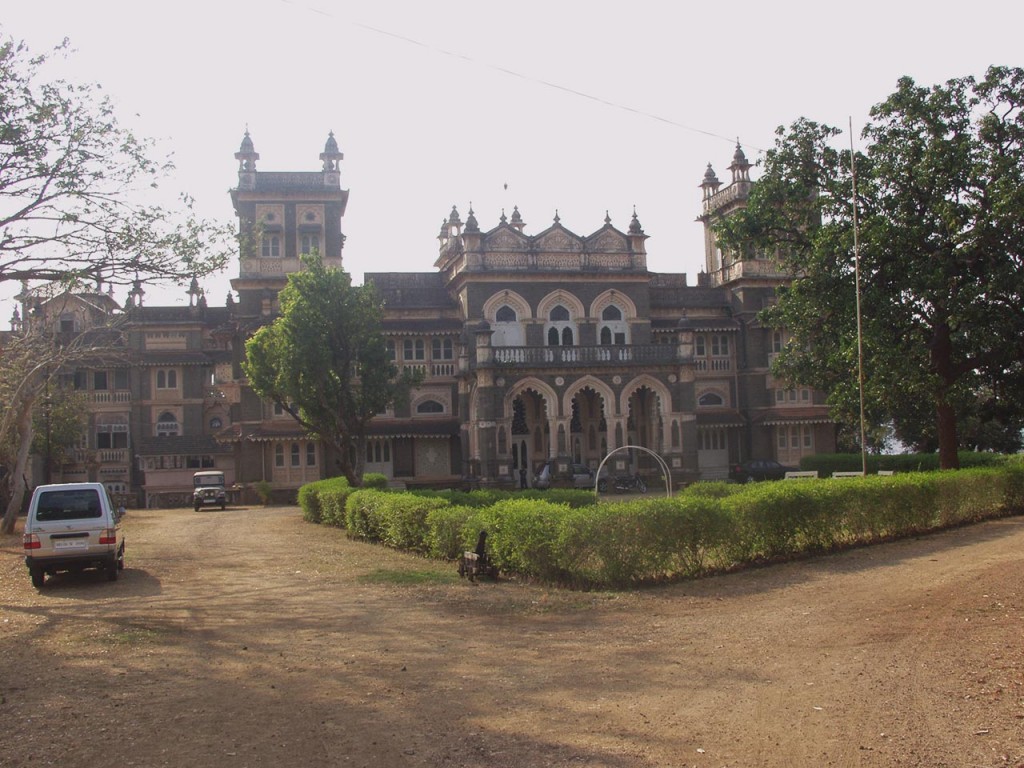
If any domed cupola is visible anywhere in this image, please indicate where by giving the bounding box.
[729,143,751,183]
[235,129,260,190]
[320,130,344,172]
[700,163,721,200]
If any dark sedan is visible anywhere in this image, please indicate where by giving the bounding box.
[728,459,798,483]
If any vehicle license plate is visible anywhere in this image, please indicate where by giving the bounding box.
[54,539,88,550]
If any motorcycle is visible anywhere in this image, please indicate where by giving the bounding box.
[612,473,647,493]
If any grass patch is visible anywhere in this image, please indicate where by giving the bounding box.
[108,626,162,645]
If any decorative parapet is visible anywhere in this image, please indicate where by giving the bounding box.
[701,180,751,217]
[491,344,678,367]
[707,258,791,286]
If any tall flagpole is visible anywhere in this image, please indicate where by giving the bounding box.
[850,117,868,476]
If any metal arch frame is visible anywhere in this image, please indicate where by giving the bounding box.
[594,445,673,497]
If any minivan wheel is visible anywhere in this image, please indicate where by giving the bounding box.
[30,565,45,588]
[106,557,119,581]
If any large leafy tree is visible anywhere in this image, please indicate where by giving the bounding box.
[244,256,417,486]
[0,33,232,288]
[719,67,1024,468]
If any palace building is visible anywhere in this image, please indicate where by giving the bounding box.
[12,132,834,505]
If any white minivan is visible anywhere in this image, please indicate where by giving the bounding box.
[23,483,125,588]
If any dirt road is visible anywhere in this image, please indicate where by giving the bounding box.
[1,506,1022,767]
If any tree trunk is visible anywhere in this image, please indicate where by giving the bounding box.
[1,402,35,534]
[930,320,960,471]
[935,398,960,470]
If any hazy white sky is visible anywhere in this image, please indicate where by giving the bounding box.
[4,1,1021,313]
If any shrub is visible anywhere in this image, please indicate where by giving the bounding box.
[345,490,450,551]
[409,487,598,509]
[305,463,1024,589]
[255,480,273,506]
[344,489,391,540]
[425,505,476,559]
[802,451,1007,476]
[297,476,350,524]
[318,479,357,528]
[680,481,743,500]
[297,483,322,523]
[469,499,573,580]
[362,473,389,490]
[553,497,728,586]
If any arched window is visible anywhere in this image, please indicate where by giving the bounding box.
[431,337,454,360]
[306,443,317,466]
[291,443,300,467]
[495,305,517,322]
[156,369,178,389]
[492,304,524,347]
[599,303,628,345]
[275,444,284,467]
[156,412,179,437]
[698,392,725,407]
[546,303,577,347]
[403,339,425,361]
[416,400,445,414]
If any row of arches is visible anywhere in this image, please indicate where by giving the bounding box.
[485,289,633,348]
[471,375,688,477]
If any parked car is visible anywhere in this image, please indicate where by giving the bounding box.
[569,463,609,491]
[728,459,798,483]
[533,461,608,491]
[193,470,228,511]
[23,482,126,588]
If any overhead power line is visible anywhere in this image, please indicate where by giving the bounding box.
[277,0,761,153]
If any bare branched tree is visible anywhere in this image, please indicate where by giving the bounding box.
[0,299,128,533]
[0,33,233,289]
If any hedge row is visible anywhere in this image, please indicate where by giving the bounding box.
[409,487,598,509]
[801,451,1008,476]
[298,464,1024,588]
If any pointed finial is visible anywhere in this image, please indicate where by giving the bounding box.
[604,210,612,225]
[629,207,643,235]
[553,209,560,224]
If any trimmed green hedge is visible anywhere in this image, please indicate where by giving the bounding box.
[297,476,351,524]
[409,487,598,509]
[801,451,1008,475]
[345,489,451,552]
[298,462,1024,588]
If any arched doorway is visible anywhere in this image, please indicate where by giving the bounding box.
[625,385,663,473]
[566,385,609,469]
[509,387,551,486]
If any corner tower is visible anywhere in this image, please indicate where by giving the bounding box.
[229,131,349,317]
[697,144,756,283]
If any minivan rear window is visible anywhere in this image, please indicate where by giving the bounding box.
[35,489,103,521]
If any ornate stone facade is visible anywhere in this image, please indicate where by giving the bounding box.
[14,134,834,504]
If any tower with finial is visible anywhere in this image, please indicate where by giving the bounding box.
[697,143,757,281]
[229,130,349,318]
[235,129,259,191]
